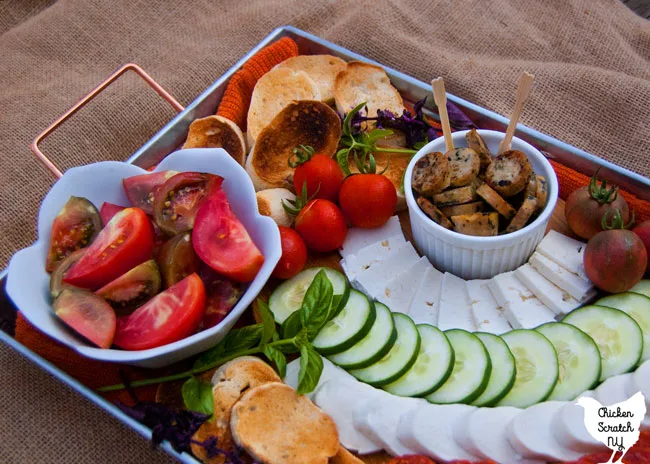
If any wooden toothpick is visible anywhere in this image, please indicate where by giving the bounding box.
[499,71,535,154]
[431,77,454,152]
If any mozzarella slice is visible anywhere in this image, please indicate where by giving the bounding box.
[339,215,403,259]
[489,272,556,329]
[508,401,584,461]
[629,360,650,429]
[438,272,476,331]
[594,373,645,430]
[397,404,480,461]
[552,391,606,454]
[283,357,351,400]
[409,266,443,325]
[375,256,431,314]
[529,252,595,302]
[515,263,582,316]
[353,242,419,296]
[341,234,407,280]
[466,279,511,334]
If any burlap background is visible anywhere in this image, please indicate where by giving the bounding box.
[0,0,648,462]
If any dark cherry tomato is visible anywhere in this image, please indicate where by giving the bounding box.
[53,288,116,349]
[153,172,223,235]
[295,199,347,252]
[49,248,86,300]
[64,207,154,290]
[339,173,397,228]
[95,260,162,315]
[632,220,650,274]
[199,266,244,329]
[46,196,102,272]
[192,189,264,283]
[99,202,126,224]
[292,147,344,203]
[156,232,200,287]
[122,170,178,215]
[272,226,308,279]
[113,273,206,350]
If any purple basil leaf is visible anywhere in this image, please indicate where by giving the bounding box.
[445,100,476,130]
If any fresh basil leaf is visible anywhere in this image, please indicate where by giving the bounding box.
[297,344,324,395]
[337,147,351,176]
[257,299,276,344]
[365,128,394,144]
[262,345,287,379]
[193,324,263,370]
[281,310,303,339]
[342,102,367,136]
[299,270,334,340]
[181,377,214,416]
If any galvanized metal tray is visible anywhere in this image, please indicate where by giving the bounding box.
[2,25,649,463]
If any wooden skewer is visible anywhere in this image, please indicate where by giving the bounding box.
[499,71,535,154]
[431,77,454,152]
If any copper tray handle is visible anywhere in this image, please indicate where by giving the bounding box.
[31,63,185,179]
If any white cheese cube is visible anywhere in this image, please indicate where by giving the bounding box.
[409,267,444,325]
[515,263,582,316]
[437,273,476,331]
[353,242,420,297]
[376,256,431,314]
[536,230,589,280]
[529,252,596,302]
[341,234,407,281]
[465,279,511,335]
[339,216,403,259]
[488,272,556,329]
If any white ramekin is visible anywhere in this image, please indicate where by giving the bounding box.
[404,130,558,280]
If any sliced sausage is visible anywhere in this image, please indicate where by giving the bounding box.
[535,175,548,212]
[446,148,480,187]
[440,201,484,218]
[505,195,538,233]
[451,212,499,236]
[417,196,453,229]
[465,129,493,171]
[433,185,477,207]
[484,150,532,197]
[475,181,516,219]
[411,151,450,196]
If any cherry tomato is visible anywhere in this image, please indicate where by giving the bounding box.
[99,202,126,224]
[293,153,344,203]
[153,172,223,235]
[199,266,244,329]
[95,260,162,315]
[46,196,102,272]
[122,170,178,215]
[64,207,154,290]
[192,189,265,283]
[632,220,650,274]
[53,288,116,349]
[339,174,397,228]
[156,232,200,287]
[295,199,347,252]
[273,226,308,279]
[113,273,206,350]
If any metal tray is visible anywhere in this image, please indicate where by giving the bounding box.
[2,25,649,463]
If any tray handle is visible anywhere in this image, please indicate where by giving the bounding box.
[31,63,185,178]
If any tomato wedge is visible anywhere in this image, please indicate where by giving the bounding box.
[53,288,116,349]
[199,266,244,329]
[112,273,206,350]
[192,189,264,283]
[64,207,154,290]
[99,202,126,224]
[122,170,178,215]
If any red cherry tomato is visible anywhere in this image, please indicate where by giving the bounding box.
[192,189,265,283]
[273,226,308,279]
[339,174,397,228]
[632,220,650,274]
[293,153,344,203]
[113,273,206,350]
[64,207,154,290]
[295,199,347,252]
[99,202,126,225]
[122,170,178,215]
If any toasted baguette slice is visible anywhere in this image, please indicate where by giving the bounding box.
[465,128,493,171]
[329,447,364,464]
[349,150,411,211]
[440,201,484,217]
[417,196,452,229]
[246,100,341,191]
[183,115,247,165]
[451,212,499,236]
[334,62,404,121]
[475,181,516,219]
[231,382,339,464]
[446,147,481,187]
[256,188,296,227]
[411,151,450,196]
[484,149,532,197]
[276,55,347,104]
[432,185,477,207]
[247,68,321,143]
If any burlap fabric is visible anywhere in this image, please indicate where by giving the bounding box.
[0,0,648,462]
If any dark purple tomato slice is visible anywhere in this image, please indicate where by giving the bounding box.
[53,288,116,349]
[95,259,162,315]
[199,265,244,329]
[156,232,200,287]
[122,170,178,215]
[49,248,86,300]
[99,202,126,224]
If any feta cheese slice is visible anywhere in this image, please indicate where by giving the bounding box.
[375,256,431,314]
[409,267,443,325]
[529,252,595,302]
[536,230,589,280]
[465,279,511,334]
[341,234,407,281]
[515,263,582,316]
[488,272,556,329]
[339,215,403,259]
[353,242,419,297]
[437,273,476,331]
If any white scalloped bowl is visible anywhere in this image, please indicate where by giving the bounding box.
[404,130,559,280]
[6,148,281,368]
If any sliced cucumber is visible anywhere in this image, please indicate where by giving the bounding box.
[269,267,349,324]
[328,302,396,369]
[496,329,558,408]
[312,290,376,355]
[349,313,420,386]
[630,280,650,298]
[536,322,601,401]
[596,292,650,361]
[563,305,643,381]
[382,324,454,397]
[471,332,516,407]
[426,329,491,405]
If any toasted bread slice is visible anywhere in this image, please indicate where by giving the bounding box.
[451,212,499,236]
[276,55,347,104]
[411,151,450,196]
[231,382,339,464]
[246,100,341,191]
[349,150,411,211]
[247,68,321,143]
[256,188,296,227]
[417,196,453,229]
[183,115,247,165]
[329,446,364,464]
[334,62,404,121]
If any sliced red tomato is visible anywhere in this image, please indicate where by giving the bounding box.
[122,170,178,215]
[99,202,126,224]
[199,266,244,329]
[63,207,154,290]
[112,273,206,350]
[192,189,264,283]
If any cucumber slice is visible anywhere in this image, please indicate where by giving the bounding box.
[536,322,601,401]
[471,332,516,406]
[563,305,643,381]
[328,302,397,369]
[426,329,491,405]
[382,324,454,397]
[596,292,650,361]
[349,313,420,386]
[496,329,558,408]
[269,267,350,324]
[312,290,376,355]
[630,280,650,298]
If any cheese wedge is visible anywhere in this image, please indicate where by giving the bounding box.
[408,267,444,325]
[465,279,511,334]
[339,216,403,259]
[536,230,589,280]
[438,273,476,331]
[341,234,407,281]
[352,242,419,297]
[375,256,431,314]
[529,252,595,302]
[489,272,556,329]
[515,263,581,316]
